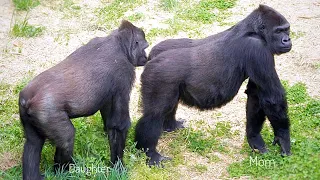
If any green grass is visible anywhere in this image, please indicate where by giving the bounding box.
[146,0,237,44]
[290,30,306,40]
[13,0,40,10]
[159,0,236,23]
[227,82,320,179]
[193,164,208,173]
[1,77,319,179]
[0,79,30,179]
[213,122,233,138]
[284,82,309,104]
[11,18,45,38]
[63,0,75,9]
[96,0,146,30]
[95,0,236,45]
[146,22,196,39]
[58,0,82,18]
[160,0,178,10]
[146,18,203,45]
[0,75,34,157]
[127,13,145,22]
[185,130,220,155]
[177,0,236,24]
[165,120,234,158]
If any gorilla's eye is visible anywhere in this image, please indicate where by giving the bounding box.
[136,41,139,44]
[275,29,282,34]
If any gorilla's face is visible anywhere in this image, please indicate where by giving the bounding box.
[271,23,292,54]
[258,6,292,55]
[132,28,149,67]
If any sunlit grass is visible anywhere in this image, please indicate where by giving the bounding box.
[13,0,40,10]
[11,18,44,37]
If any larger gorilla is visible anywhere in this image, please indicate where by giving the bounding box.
[19,20,149,180]
[135,5,292,165]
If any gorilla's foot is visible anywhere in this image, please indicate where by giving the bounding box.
[163,118,185,132]
[251,146,268,154]
[147,151,171,167]
[273,136,291,156]
[248,134,268,154]
[53,162,73,174]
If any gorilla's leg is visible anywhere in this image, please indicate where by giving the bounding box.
[107,127,129,165]
[251,79,291,156]
[21,116,45,180]
[245,80,268,153]
[135,114,172,166]
[51,115,75,172]
[163,104,185,132]
[263,100,291,156]
[135,88,179,166]
[101,95,131,165]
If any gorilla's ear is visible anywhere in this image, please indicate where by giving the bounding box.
[119,20,136,31]
[258,4,268,11]
[258,4,274,14]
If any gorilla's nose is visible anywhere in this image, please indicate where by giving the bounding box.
[282,37,291,46]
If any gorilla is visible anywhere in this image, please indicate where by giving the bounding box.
[19,20,149,180]
[135,5,292,166]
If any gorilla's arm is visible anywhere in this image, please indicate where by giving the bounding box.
[246,51,290,155]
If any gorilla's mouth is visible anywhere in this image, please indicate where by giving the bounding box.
[278,46,292,53]
[282,47,291,50]
[137,56,148,66]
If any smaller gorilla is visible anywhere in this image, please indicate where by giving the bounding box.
[19,20,148,180]
[135,5,292,166]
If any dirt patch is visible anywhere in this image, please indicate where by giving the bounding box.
[0,152,18,171]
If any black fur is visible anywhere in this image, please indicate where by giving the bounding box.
[19,20,149,180]
[148,29,229,61]
[135,5,292,166]
[149,30,229,132]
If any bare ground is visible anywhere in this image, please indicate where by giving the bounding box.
[0,0,319,179]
